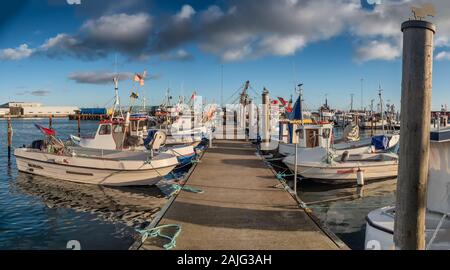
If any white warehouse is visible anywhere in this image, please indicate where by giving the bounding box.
[22,106,79,117]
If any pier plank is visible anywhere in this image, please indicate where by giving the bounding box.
[140,140,342,250]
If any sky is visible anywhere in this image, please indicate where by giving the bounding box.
[0,0,450,111]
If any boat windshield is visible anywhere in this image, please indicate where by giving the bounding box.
[99,124,112,135]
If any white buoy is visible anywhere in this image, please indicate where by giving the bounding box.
[357,168,365,186]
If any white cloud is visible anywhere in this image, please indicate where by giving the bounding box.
[174,5,196,22]
[0,44,34,60]
[356,40,401,62]
[436,51,450,61]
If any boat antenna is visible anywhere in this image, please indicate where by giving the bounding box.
[378,83,385,134]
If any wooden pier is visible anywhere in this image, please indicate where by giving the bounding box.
[138,140,346,250]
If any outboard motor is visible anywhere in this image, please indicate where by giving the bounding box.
[146,130,167,153]
[144,129,158,149]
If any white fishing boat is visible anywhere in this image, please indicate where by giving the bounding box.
[364,127,450,250]
[15,126,179,186]
[70,118,198,163]
[283,147,398,181]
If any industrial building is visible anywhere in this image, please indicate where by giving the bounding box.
[0,102,78,117]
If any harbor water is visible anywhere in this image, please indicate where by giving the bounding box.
[0,118,185,250]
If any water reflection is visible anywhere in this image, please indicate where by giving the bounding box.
[14,173,168,229]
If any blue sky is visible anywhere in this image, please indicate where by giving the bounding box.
[0,0,449,111]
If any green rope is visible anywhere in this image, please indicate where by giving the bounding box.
[168,184,204,197]
[137,224,182,250]
[276,172,294,180]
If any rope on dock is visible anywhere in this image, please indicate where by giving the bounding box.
[137,224,182,250]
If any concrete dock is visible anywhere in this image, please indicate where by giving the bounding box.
[139,140,345,250]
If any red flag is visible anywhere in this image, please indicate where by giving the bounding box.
[278,97,287,106]
[271,100,279,105]
[191,91,197,101]
[35,124,56,136]
[134,74,143,82]
[286,104,293,113]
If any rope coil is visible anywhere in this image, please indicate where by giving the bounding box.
[137,224,182,250]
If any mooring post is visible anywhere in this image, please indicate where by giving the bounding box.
[77,113,81,137]
[394,20,435,250]
[49,114,53,129]
[7,117,12,160]
[262,88,270,144]
[222,107,226,139]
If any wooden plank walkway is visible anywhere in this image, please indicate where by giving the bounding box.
[140,140,344,250]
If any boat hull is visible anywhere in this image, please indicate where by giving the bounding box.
[15,149,178,186]
[287,163,398,181]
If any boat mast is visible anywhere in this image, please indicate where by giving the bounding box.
[378,84,385,134]
[113,76,121,118]
[297,83,304,125]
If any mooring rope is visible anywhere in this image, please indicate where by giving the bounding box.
[137,224,182,250]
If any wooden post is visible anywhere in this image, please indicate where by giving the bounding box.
[261,88,270,144]
[77,114,81,137]
[234,110,238,140]
[222,107,226,139]
[7,117,12,160]
[49,115,53,129]
[394,20,435,250]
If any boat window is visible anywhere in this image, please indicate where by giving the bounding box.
[99,124,112,135]
[113,125,123,133]
[139,120,146,130]
[323,128,331,139]
[131,121,137,132]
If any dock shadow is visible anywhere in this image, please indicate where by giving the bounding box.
[163,201,319,232]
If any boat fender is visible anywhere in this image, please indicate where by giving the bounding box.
[341,151,350,162]
[357,169,365,186]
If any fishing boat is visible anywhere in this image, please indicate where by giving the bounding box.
[283,147,398,181]
[15,125,179,186]
[277,92,336,156]
[71,117,198,164]
[364,127,450,250]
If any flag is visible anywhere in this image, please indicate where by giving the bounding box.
[34,123,56,136]
[134,74,143,82]
[278,97,287,106]
[191,91,197,101]
[130,92,139,99]
[271,100,279,105]
[139,79,145,86]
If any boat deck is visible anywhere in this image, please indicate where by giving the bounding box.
[138,140,345,250]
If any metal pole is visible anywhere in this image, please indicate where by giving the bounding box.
[394,20,435,250]
[294,141,298,195]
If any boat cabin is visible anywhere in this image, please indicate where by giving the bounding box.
[427,127,450,215]
[279,120,333,148]
[78,118,148,150]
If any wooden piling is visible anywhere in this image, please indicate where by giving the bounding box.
[49,115,53,129]
[234,110,238,140]
[394,20,435,250]
[77,114,81,137]
[7,117,12,160]
[222,107,226,139]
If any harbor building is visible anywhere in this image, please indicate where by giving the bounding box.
[0,102,78,117]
